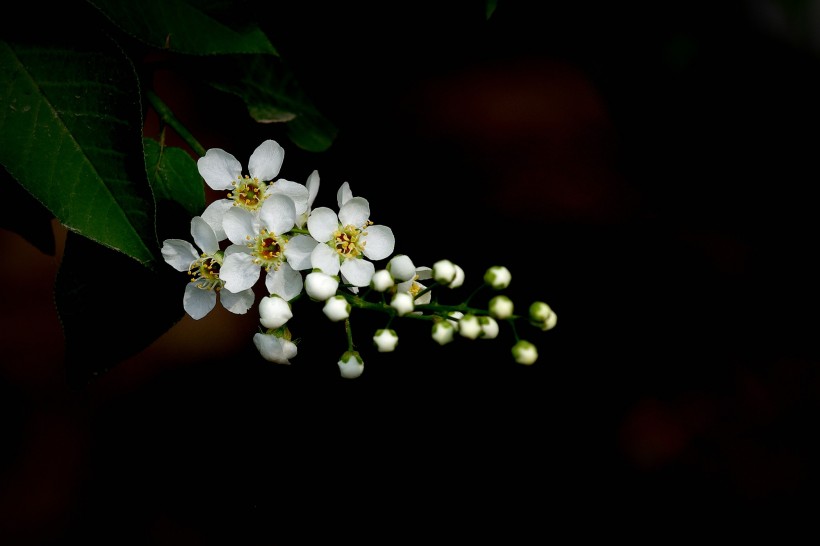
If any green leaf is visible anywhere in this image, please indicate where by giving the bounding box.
[86,0,278,56]
[56,231,184,386]
[0,36,158,266]
[201,54,338,152]
[144,138,206,218]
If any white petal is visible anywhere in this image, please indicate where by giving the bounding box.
[161,239,198,271]
[197,148,241,190]
[258,296,293,328]
[224,243,251,259]
[361,224,394,261]
[311,243,340,276]
[260,193,296,235]
[265,262,303,300]
[340,258,375,287]
[221,252,261,293]
[201,199,233,241]
[253,333,294,365]
[219,287,255,315]
[337,181,353,208]
[307,207,338,242]
[283,234,318,270]
[269,179,310,215]
[415,266,433,281]
[338,197,369,228]
[248,139,284,181]
[306,170,320,208]
[191,216,219,255]
[223,207,257,245]
[183,282,216,320]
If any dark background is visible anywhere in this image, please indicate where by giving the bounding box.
[3,0,820,542]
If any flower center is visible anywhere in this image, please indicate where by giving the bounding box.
[251,229,286,271]
[333,224,365,259]
[228,175,267,211]
[188,253,223,291]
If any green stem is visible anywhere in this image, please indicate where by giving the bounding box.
[147,90,207,157]
[344,317,354,351]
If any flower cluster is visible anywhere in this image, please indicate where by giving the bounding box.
[161,140,558,378]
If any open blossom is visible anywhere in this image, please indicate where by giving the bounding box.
[197,140,311,239]
[396,266,433,305]
[307,185,395,287]
[161,216,254,320]
[219,193,317,293]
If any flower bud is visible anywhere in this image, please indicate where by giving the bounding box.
[479,316,499,339]
[529,301,557,330]
[305,271,339,301]
[387,254,416,282]
[448,264,465,288]
[433,259,457,284]
[323,295,351,322]
[390,292,415,316]
[370,269,395,292]
[431,320,456,345]
[258,295,293,329]
[373,329,399,352]
[511,340,538,365]
[484,265,511,289]
[338,350,364,379]
[489,295,514,319]
[458,313,482,339]
[253,331,298,365]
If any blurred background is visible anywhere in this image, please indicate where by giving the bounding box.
[3,0,820,541]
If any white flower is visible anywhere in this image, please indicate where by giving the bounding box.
[489,295,514,319]
[484,265,512,289]
[323,295,351,322]
[511,340,538,365]
[338,350,364,379]
[305,271,340,301]
[370,269,394,292]
[387,254,416,282]
[196,140,309,236]
[479,316,499,339]
[161,216,254,320]
[258,295,293,329]
[220,193,317,293]
[396,266,433,305]
[390,292,415,316]
[433,259,457,284]
[458,314,482,339]
[431,320,456,345]
[373,329,399,352]
[253,332,298,365]
[307,185,395,287]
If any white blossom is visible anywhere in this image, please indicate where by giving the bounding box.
[448,264,465,288]
[161,216,254,320]
[387,254,416,282]
[529,301,557,331]
[433,259,457,284]
[479,316,499,339]
[307,184,395,287]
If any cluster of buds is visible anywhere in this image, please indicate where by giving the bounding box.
[161,140,557,378]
